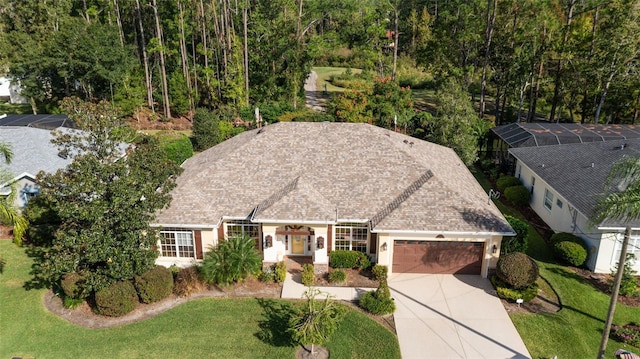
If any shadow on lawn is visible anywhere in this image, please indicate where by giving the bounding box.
[546,266,606,324]
[255,298,296,347]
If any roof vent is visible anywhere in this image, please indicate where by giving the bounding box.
[591,162,595,168]
[620,143,627,150]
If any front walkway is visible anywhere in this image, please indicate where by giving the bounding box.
[389,273,531,359]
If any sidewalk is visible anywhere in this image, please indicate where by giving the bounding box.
[281,272,375,301]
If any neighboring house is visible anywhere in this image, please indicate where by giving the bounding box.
[153,122,514,277]
[0,127,72,208]
[490,123,640,173]
[0,77,28,104]
[510,139,640,274]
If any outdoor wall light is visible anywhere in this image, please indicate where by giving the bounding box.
[381,242,388,251]
[316,236,324,249]
[265,235,273,248]
[492,244,498,254]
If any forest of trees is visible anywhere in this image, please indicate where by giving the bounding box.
[1,0,639,125]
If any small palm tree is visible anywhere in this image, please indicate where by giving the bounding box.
[200,234,262,287]
[592,156,640,359]
[0,142,27,245]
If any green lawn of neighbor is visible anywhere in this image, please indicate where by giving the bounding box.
[0,241,400,359]
[472,168,640,358]
[312,66,363,93]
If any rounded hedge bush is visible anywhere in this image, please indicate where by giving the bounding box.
[372,265,388,282]
[134,265,174,304]
[550,232,584,246]
[553,241,588,267]
[160,135,194,165]
[329,250,371,270]
[496,252,539,289]
[94,281,139,317]
[504,185,531,206]
[496,176,521,192]
[328,269,347,284]
[301,264,315,286]
[359,281,395,315]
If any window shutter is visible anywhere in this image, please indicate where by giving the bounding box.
[369,233,377,255]
[217,225,225,241]
[327,225,332,253]
[194,230,203,259]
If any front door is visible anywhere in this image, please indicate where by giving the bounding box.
[291,235,305,255]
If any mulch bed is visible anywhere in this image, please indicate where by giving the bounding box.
[571,267,640,307]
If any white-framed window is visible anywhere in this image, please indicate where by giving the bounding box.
[159,229,195,258]
[226,220,259,239]
[334,223,368,253]
[613,233,640,265]
[544,189,553,210]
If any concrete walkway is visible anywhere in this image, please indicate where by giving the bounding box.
[281,272,375,300]
[389,274,531,359]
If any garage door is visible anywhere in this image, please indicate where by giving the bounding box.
[393,241,484,274]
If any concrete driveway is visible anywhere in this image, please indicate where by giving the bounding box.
[389,274,531,359]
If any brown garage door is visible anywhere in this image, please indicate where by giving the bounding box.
[393,241,484,274]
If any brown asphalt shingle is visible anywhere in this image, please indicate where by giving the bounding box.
[155,122,513,234]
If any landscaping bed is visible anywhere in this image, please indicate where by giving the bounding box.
[571,267,640,307]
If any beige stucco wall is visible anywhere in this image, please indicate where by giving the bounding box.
[375,233,501,278]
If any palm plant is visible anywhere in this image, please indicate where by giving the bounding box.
[200,234,262,287]
[592,156,640,359]
[0,142,27,245]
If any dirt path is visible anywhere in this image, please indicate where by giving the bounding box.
[304,71,325,112]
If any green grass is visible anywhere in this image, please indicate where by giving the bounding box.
[0,102,32,114]
[138,129,193,137]
[312,66,363,93]
[0,241,399,358]
[472,167,640,358]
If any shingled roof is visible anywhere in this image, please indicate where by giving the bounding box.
[510,139,640,228]
[155,122,513,234]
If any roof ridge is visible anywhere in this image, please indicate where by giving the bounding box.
[370,169,434,229]
[252,176,300,219]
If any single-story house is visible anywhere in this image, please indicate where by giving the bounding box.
[153,122,514,277]
[510,139,640,273]
[0,126,72,208]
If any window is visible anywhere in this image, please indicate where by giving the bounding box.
[544,189,553,210]
[556,199,563,208]
[613,233,640,265]
[226,220,259,239]
[334,223,368,253]
[159,229,194,258]
[531,177,536,194]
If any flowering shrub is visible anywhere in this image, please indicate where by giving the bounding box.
[612,322,640,348]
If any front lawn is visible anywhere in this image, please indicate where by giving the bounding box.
[473,168,640,358]
[0,241,400,359]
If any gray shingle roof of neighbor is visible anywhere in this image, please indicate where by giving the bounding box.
[493,123,640,148]
[0,126,72,183]
[155,122,514,234]
[509,138,640,228]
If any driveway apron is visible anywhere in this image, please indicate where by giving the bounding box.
[389,274,531,359]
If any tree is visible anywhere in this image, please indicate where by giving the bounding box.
[200,234,262,287]
[288,288,345,356]
[29,98,181,294]
[592,156,640,359]
[0,141,27,245]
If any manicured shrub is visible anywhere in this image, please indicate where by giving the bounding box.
[94,280,138,317]
[63,296,85,309]
[134,266,174,304]
[553,241,588,267]
[504,185,531,206]
[258,268,275,282]
[61,272,87,299]
[329,250,371,270]
[550,232,584,246]
[611,322,640,348]
[328,269,347,284]
[302,264,315,286]
[372,265,388,282]
[491,275,538,302]
[274,261,287,283]
[173,266,205,297]
[200,234,262,287]
[159,134,193,165]
[496,252,539,289]
[359,280,395,315]
[611,254,638,296]
[496,175,521,192]
[502,216,529,255]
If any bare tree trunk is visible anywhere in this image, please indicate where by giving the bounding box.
[199,0,211,92]
[135,0,154,111]
[391,4,399,81]
[243,4,249,107]
[152,0,171,118]
[479,0,497,118]
[597,226,630,359]
[633,93,640,124]
[594,70,615,124]
[178,0,194,114]
[550,0,576,122]
[113,0,125,46]
[292,0,304,109]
